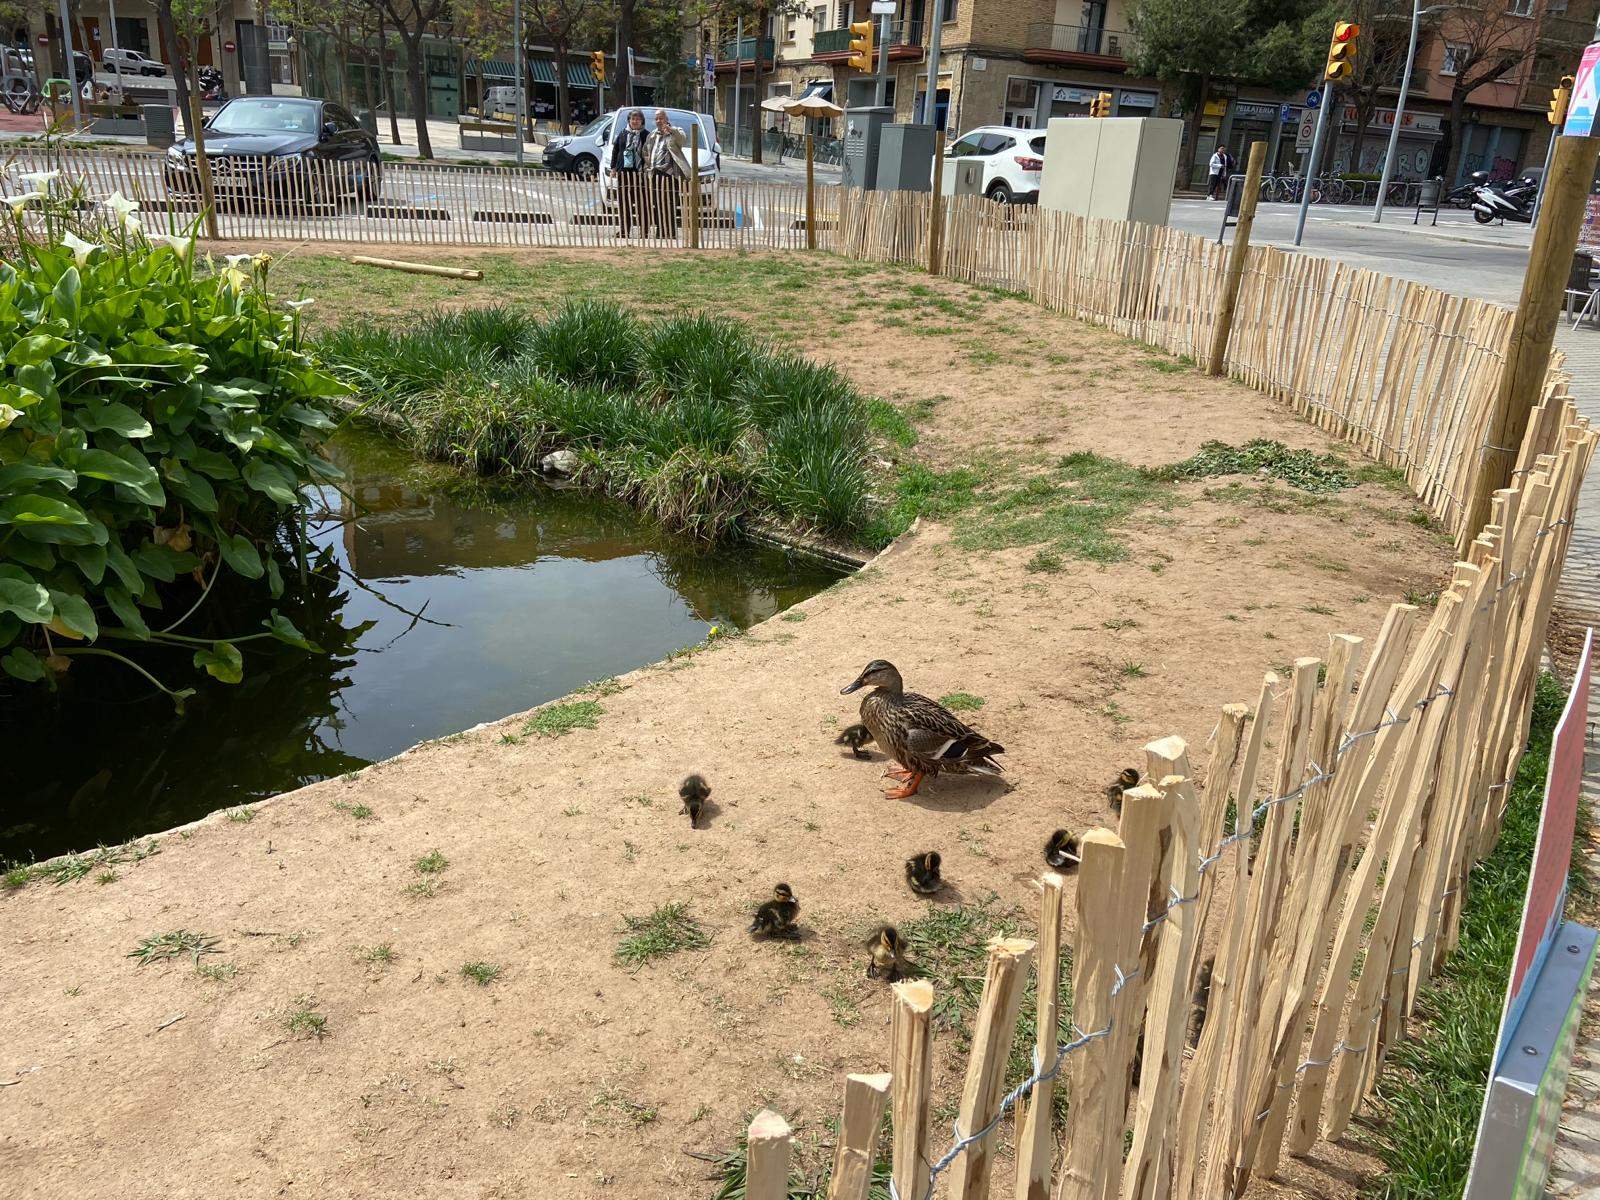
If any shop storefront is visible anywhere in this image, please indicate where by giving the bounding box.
[1224,99,1300,175]
[1329,106,1443,180]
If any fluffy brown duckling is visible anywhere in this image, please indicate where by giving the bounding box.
[904,850,942,895]
[1105,767,1140,814]
[864,925,906,981]
[748,883,799,937]
[680,773,710,828]
[835,723,875,759]
[1044,830,1081,873]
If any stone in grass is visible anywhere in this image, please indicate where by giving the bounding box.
[541,449,580,478]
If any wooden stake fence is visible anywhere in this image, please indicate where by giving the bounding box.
[754,401,1592,1200]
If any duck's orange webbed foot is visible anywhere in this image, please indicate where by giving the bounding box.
[884,772,926,800]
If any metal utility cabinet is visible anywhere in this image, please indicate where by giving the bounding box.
[875,123,937,192]
[842,106,891,191]
[1038,117,1184,225]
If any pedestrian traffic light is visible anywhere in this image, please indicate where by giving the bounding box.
[1325,22,1359,81]
[591,50,606,84]
[1549,74,1574,126]
[1089,91,1113,117]
[847,20,874,72]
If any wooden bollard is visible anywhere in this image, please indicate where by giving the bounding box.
[827,1073,892,1200]
[746,1108,792,1200]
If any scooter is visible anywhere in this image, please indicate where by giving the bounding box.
[1446,170,1490,208]
[1470,175,1537,224]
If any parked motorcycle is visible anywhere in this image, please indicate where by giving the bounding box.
[198,65,226,102]
[1446,170,1490,209]
[1470,174,1538,225]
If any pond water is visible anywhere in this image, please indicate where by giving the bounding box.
[2,429,842,864]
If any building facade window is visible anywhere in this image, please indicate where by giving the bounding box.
[1506,0,1534,15]
[1440,42,1466,75]
[812,6,826,31]
[941,0,957,23]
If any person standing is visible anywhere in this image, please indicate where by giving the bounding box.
[646,108,691,240]
[1207,145,1227,200]
[610,108,649,238]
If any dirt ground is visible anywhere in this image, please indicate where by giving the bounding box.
[0,246,1454,1199]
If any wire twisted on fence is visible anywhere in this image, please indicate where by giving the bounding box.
[888,670,1475,1200]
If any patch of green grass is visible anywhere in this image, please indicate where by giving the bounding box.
[129,930,220,966]
[3,864,31,888]
[1143,356,1190,374]
[332,800,374,820]
[1025,548,1065,573]
[226,806,256,823]
[614,900,711,970]
[864,397,917,448]
[523,699,604,737]
[195,962,238,982]
[357,943,397,965]
[1355,673,1567,1196]
[1156,439,1353,493]
[280,994,329,1040]
[938,692,985,712]
[861,462,987,547]
[780,610,808,622]
[19,840,160,888]
[1119,661,1148,678]
[413,849,449,874]
[460,961,504,987]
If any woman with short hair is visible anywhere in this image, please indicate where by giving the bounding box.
[609,108,650,237]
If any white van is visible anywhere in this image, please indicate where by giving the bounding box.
[544,107,719,185]
[482,85,523,121]
[100,47,168,77]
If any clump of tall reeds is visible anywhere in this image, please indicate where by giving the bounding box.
[318,302,873,541]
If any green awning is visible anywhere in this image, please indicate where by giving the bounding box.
[468,58,517,79]
[527,58,597,88]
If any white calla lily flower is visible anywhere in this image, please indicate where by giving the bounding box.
[61,231,100,266]
[284,298,315,311]
[224,253,253,269]
[0,403,22,430]
[146,230,196,253]
[19,170,59,189]
[4,190,46,211]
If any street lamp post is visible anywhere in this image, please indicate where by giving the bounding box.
[513,0,525,166]
[1373,1,1446,223]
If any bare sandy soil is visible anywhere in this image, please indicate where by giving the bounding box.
[0,246,1452,1199]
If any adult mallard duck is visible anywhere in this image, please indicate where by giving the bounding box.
[840,660,1005,799]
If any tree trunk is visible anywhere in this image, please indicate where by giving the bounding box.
[616,0,635,105]
[553,35,571,134]
[1180,72,1208,190]
[361,27,378,116]
[376,11,400,144]
[401,33,432,158]
[186,51,218,239]
[157,2,192,138]
[1436,87,1467,182]
[750,5,766,164]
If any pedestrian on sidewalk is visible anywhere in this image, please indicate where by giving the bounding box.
[646,108,690,240]
[1207,146,1228,200]
[610,108,650,238]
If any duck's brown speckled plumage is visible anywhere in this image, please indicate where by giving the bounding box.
[841,661,1005,797]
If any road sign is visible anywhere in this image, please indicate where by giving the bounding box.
[871,0,896,11]
[1564,41,1599,136]
[1280,103,1292,123]
[1305,89,1321,109]
[703,54,715,89]
[1296,108,1316,150]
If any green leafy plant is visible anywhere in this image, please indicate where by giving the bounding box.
[0,209,347,704]
[614,900,711,969]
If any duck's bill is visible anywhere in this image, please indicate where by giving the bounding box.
[840,678,865,694]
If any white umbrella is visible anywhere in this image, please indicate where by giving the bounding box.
[785,93,843,118]
[759,94,793,113]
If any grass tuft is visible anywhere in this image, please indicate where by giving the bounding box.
[1156,439,1353,493]
[460,960,504,987]
[280,994,329,1040]
[523,698,604,737]
[413,849,449,874]
[129,929,221,966]
[938,692,985,712]
[614,900,711,970]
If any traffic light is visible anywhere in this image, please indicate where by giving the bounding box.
[1089,91,1113,118]
[591,50,606,84]
[1325,21,1359,81]
[1549,74,1574,126]
[847,20,873,72]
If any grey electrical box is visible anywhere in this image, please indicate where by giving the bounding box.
[842,106,891,191]
[875,123,936,192]
[943,158,985,196]
[143,104,175,148]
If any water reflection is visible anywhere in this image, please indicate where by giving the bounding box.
[1,429,841,863]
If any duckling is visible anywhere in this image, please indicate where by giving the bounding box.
[1187,955,1215,1048]
[680,773,710,828]
[864,924,906,981]
[1044,830,1081,873]
[1105,767,1140,815]
[904,850,942,895]
[835,723,875,759]
[748,882,800,937]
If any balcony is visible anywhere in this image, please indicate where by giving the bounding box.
[716,36,775,72]
[1023,22,1138,70]
[813,20,925,64]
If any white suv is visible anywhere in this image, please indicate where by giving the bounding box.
[943,127,1047,204]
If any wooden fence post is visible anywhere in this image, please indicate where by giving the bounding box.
[828,1073,892,1200]
[1056,828,1128,1200]
[929,132,947,275]
[688,123,702,251]
[891,979,935,1200]
[747,1109,793,1200]
[1205,139,1267,376]
[1459,133,1600,543]
[948,936,1036,1200]
[805,133,817,251]
[1014,871,1068,1200]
